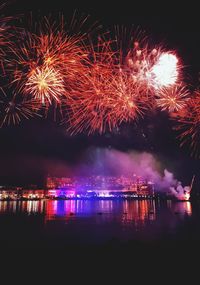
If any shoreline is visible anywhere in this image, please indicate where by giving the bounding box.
[0,197,190,202]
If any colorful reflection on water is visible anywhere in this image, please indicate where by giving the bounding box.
[0,200,45,214]
[0,199,195,245]
[0,199,192,218]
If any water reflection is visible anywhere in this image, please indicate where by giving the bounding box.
[0,199,194,244]
[0,200,45,214]
[0,199,192,220]
[173,201,192,216]
[122,200,156,224]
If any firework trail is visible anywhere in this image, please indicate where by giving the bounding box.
[0,88,41,127]
[1,7,199,160]
[37,17,89,87]
[156,85,189,113]
[24,65,66,105]
[66,70,145,135]
[63,30,183,135]
[124,41,180,93]
[113,30,182,115]
[65,38,147,135]
[107,70,146,123]
[7,16,90,107]
[65,37,117,134]
[173,91,200,158]
[0,3,13,73]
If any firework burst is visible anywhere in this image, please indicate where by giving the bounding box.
[151,52,179,88]
[65,63,145,134]
[173,91,200,157]
[124,40,180,95]
[7,17,90,105]
[37,22,89,87]
[156,85,189,113]
[24,65,66,105]
[108,70,146,124]
[66,65,114,134]
[62,36,117,134]
[8,30,39,91]
[3,10,199,160]
[0,3,13,73]
[0,89,41,127]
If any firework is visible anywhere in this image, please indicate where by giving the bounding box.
[3,9,199,158]
[156,85,189,113]
[0,3,13,72]
[151,52,179,88]
[108,70,146,123]
[124,41,180,93]
[173,91,200,157]
[0,88,41,127]
[65,61,145,135]
[62,36,116,134]
[66,65,114,134]
[8,30,40,91]
[24,65,66,105]
[8,17,89,105]
[65,36,182,135]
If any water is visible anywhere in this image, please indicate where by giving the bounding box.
[0,199,197,249]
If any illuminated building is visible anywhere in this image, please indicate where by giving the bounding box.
[46,175,155,199]
[0,175,155,200]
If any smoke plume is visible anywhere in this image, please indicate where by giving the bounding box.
[75,147,181,191]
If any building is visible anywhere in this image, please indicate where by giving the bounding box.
[46,175,155,199]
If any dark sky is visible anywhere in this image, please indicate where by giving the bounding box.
[0,0,200,187]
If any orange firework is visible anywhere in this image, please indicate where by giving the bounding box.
[173,91,200,157]
[39,29,88,82]
[0,3,13,73]
[65,44,145,135]
[8,30,39,91]
[66,65,114,135]
[0,88,41,127]
[156,85,189,113]
[7,16,90,106]
[64,35,183,135]
[108,70,146,124]
[24,65,66,105]
[64,37,120,134]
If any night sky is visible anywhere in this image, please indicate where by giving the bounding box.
[0,0,200,188]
